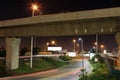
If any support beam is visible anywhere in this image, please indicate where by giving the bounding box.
[6,37,21,70]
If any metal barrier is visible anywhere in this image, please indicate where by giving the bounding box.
[105,60,120,79]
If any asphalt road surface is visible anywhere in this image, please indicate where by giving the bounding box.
[1,59,92,80]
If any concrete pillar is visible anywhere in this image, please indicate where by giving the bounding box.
[115,32,120,61]
[6,37,21,70]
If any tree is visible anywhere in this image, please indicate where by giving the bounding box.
[33,47,40,55]
[20,48,28,56]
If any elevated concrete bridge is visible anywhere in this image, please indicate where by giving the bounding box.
[0,7,120,69]
[0,7,120,36]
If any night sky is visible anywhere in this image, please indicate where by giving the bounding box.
[0,0,119,52]
[0,0,120,20]
[16,34,118,52]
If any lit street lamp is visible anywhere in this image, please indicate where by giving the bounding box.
[32,4,38,16]
[73,39,76,51]
[79,38,83,52]
[100,44,104,49]
[46,42,49,51]
[95,34,98,53]
[78,38,86,77]
[94,42,97,46]
[32,3,38,48]
[100,44,104,53]
[51,40,55,46]
[30,3,38,68]
[78,38,84,68]
[94,42,98,53]
[32,3,38,47]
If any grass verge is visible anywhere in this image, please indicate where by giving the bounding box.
[0,57,70,77]
[79,55,116,80]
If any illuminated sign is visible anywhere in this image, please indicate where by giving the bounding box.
[68,52,76,57]
[48,47,62,51]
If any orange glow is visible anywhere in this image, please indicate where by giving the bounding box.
[94,42,97,45]
[73,39,76,43]
[46,42,49,46]
[51,40,55,45]
[32,4,38,10]
[100,44,104,48]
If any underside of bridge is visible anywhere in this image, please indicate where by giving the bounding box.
[0,17,120,37]
[0,7,120,69]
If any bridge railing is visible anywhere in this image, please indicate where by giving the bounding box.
[105,59,120,79]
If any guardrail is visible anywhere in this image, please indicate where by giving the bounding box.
[100,53,120,79]
[105,59,120,79]
[0,54,61,60]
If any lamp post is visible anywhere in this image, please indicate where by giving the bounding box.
[30,4,38,68]
[96,34,98,53]
[32,4,38,48]
[51,40,55,46]
[94,42,97,53]
[79,38,86,77]
[78,38,84,68]
[46,42,49,51]
[32,4,38,17]
[100,44,104,53]
[79,38,83,52]
[73,39,76,51]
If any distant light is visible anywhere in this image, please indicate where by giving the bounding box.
[104,49,107,54]
[51,40,55,45]
[93,46,95,49]
[94,42,97,45]
[48,47,62,51]
[73,39,76,42]
[100,44,104,48]
[46,42,49,46]
[68,52,76,57]
[78,38,82,41]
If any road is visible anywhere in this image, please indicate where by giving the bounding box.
[1,59,92,80]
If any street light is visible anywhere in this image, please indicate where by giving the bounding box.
[30,3,38,68]
[46,42,49,51]
[32,4,38,16]
[32,4,38,48]
[31,3,38,47]
[100,44,104,49]
[100,44,104,53]
[51,40,55,46]
[94,42,97,46]
[95,34,98,53]
[94,42,98,53]
[79,38,83,52]
[78,38,85,77]
[32,3,38,49]
[73,39,76,51]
